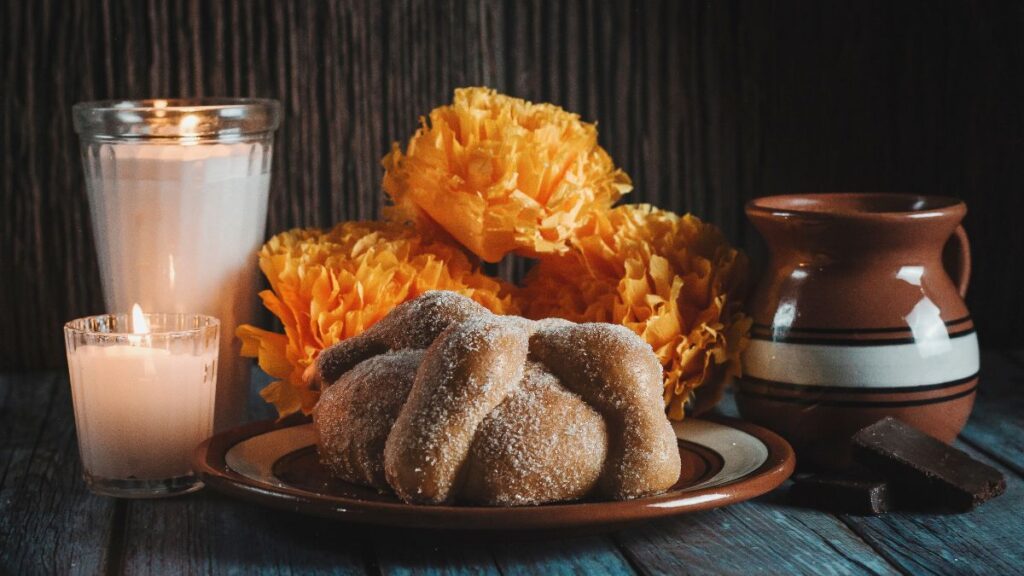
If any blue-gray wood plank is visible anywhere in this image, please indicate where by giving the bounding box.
[120,493,370,575]
[615,494,902,576]
[118,369,369,576]
[373,535,636,576]
[962,351,1024,476]
[3,354,1024,575]
[0,373,117,575]
[615,382,902,576]
[837,441,1024,575]
[826,351,1024,576]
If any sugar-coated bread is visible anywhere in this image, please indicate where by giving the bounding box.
[528,322,682,499]
[309,291,488,391]
[313,349,422,490]
[310,290,681,506]
[462,361,607,505]
[384,315,530,503]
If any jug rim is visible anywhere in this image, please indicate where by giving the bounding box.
[746,193,965,221]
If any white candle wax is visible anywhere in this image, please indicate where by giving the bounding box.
[67,343,217,480]
[85,141,271,430]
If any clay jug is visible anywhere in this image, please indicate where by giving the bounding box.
[738,193,978,469]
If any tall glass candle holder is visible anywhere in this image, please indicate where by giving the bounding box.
[65,311,219,498]
[72,99,280,431]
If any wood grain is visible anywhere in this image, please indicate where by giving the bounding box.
[614,497,902,576]
[4,0,1023,371]
[118,366,366,576]
[121,495,370,575]
[372,534,637,576]
[825,352,1024,576]
[374,541,500,576]
[837,442,1024,576]
[490,536,636,576]
[4,365,1024,574]
[615,395,903,576]
[958,351,1024,477]
[0,373,116,575]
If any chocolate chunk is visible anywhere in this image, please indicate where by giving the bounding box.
[851,417,1005,512]
[790,473,892,515]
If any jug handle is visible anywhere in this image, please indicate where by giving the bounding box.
[950,225,971,298]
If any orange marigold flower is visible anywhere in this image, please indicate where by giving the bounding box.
[518,204,751,420]
[382,87,632,263]
[236,220,517,418]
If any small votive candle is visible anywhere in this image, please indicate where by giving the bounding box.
[64,306,219,498]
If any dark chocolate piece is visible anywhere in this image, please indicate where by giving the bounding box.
[790,473,892,515]
[851,417,1005,512]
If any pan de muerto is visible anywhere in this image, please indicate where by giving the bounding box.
[309,291,681,506]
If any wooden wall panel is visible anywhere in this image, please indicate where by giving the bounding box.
[3,0,1022,369]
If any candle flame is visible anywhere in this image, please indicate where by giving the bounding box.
[179,114,200,135]
[132,304,151,335]
[153,99,168,109]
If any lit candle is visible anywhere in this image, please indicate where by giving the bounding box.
[65,307,219,497]
[73,98,280,431]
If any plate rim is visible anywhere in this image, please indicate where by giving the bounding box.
[194,415,795,530]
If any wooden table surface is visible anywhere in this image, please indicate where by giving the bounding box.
[3,350,1023,575]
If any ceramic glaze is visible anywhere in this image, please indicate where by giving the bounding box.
[738,193,978,469]
[194,418,794,530]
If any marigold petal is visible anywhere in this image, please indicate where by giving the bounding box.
[519,204,750,420]
[240,220,518,419]
[382,87,631,262]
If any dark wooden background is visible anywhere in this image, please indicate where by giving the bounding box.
[3,0,1022,370]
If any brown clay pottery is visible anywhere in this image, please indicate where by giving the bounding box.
[738,193,978,469]
[194,418,794,531]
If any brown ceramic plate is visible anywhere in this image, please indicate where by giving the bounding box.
[194,416,794,531]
